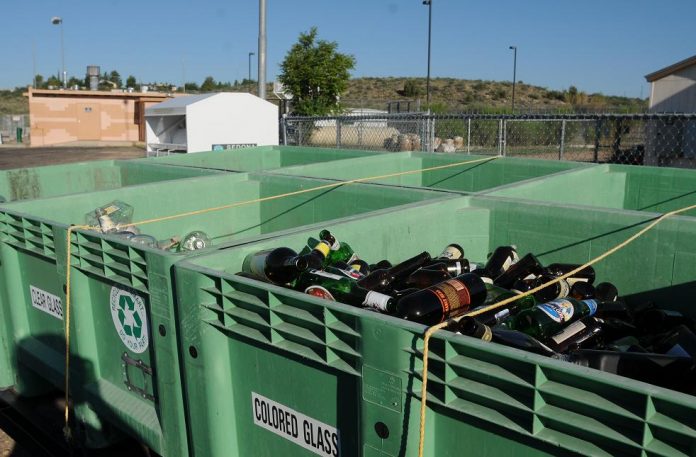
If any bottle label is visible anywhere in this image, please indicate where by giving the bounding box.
[314,241,331,258]
[550,320,586,345]
[308,269,344,281]
[583,299,598,316]
[362,291,392,312]
[537,299,575,323]
[438,245,463,260]
[248,251,272,281]
[429,278,472,320]
[305,285,336,301]
[480,324,493,342]
[346,253,360,264]
[329,239,341,251]
[331,266,363,280]
[494,308,511,322]
[557,279,570,298]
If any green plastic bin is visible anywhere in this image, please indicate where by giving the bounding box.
[272,151,590,192]
[0,172,451,456]
[0,159,222,203]
[0,160,223,391]
[174,195,696,457]
[145,145,384,172]
[488,163,696,216]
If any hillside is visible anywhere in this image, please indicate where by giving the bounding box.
[0,78,647,115]
[341,77,647,113]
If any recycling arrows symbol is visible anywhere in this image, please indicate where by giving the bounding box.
[117,294,143,338]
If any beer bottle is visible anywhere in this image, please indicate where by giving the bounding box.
[490,328,558,357]
[435,243,465,260]
[298,269,395,313]
[319,229,359,265]
[369,259,392,271]
[532,273,570,302]
[394,273,486,326]
[545,263,596,285]
[449,317,492,341]
[595,282,619,302]
[493,253,544,289]
[423,258,470,276]
[472,245,519,282]
[242,247,311,285]
[358,251,432,292]
[546,316,603,353]
[476,283,536,326]
[349,259,371,276]
[404,266,452,289]
[569,282,596,300]
[513,297,599,340]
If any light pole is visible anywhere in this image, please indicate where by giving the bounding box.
[248,52,255,84]
[51,16,65,88]
[509,45,517,113]
[423,0,432,109]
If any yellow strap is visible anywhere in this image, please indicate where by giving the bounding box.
[61,155,499,438]
[417,203,696,457]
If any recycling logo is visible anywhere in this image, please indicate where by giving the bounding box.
[110,286,149,353]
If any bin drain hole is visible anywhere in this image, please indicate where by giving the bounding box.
[158,325,166,337]
[374,422,389,439]
[189,346,198,358]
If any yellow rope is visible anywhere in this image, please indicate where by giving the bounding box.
[416,202,696,457]
[61,155,500,438]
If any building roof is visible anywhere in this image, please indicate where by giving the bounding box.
[144,92,269,116]
[26,87,173,99]
[645,54,696,82]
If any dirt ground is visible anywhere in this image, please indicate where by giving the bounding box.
[0,145,145,170]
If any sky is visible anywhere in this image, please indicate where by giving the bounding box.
[1,0,695,97]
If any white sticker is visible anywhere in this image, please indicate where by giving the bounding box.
[30,286,63,320]
[110,286,149,354]
[362,291,391,312]
[252,392,341,457]
[309,269,344,281]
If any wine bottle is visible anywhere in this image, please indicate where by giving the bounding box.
[319,229,359,265]
[358,251,432,292]
[513,297,599,339]
[297,269,395,313]
[491,328,558,357]
[349,259,371,275]
[369,259,392,271]
[493,253,544,289]
[394,273,486,326]
[241,247,311,285]
[545,263,596,285]
[423,258,470,276]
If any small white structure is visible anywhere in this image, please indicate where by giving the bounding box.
[145,92,278,155]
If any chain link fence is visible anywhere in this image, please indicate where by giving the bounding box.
[0,114,30,144]
[282,113,696,167]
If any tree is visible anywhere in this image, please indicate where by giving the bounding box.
[279,27,356,115]
[200,76,216,92]
[34,74,45,89]
[184,82,200,91]
[67,76,82,88]
[46,75,62,88]
[126,75,137,88]
[109,71,122,88]
[403,80,422,98]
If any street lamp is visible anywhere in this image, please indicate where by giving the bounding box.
[51,16,66,88]
[248,52,255,84]
[423,0,432,109]
[509,45,517,113]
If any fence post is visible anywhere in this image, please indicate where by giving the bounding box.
[467,118,471,154]
[298,122,303,146]
[559,119,566,160]
[594,119,602,163]
[336,118,342,149]
[281,115,288,145]
[498,119,504,155]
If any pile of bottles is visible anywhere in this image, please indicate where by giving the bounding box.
[240,229,696,394]
[84,200,211,252]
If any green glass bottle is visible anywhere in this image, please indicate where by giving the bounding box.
[296,268,395,313]
[513,297,599,339]
[319,229,359,265]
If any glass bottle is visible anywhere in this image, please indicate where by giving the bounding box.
[241,247,311,285]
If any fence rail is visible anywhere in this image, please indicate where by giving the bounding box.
[282,113,696,167]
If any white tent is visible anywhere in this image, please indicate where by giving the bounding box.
[145,92,278,155]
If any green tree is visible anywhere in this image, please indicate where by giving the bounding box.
[279,27,356,115]
[109,71,122,88]
[184,82,200,91]
[126,75,137,88]
[403,80,422,97]
[67,76,82,88]
[46,75,62,88]
[200,76,216,92]
[34,74,45,89]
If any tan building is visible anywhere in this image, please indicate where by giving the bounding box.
[645,54,696,112]
[26,88,173,146]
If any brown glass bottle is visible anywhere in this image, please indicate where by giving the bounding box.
[358,251,432,292]
[394,273,486,326]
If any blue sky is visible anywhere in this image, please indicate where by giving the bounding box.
[1,0,694,97]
